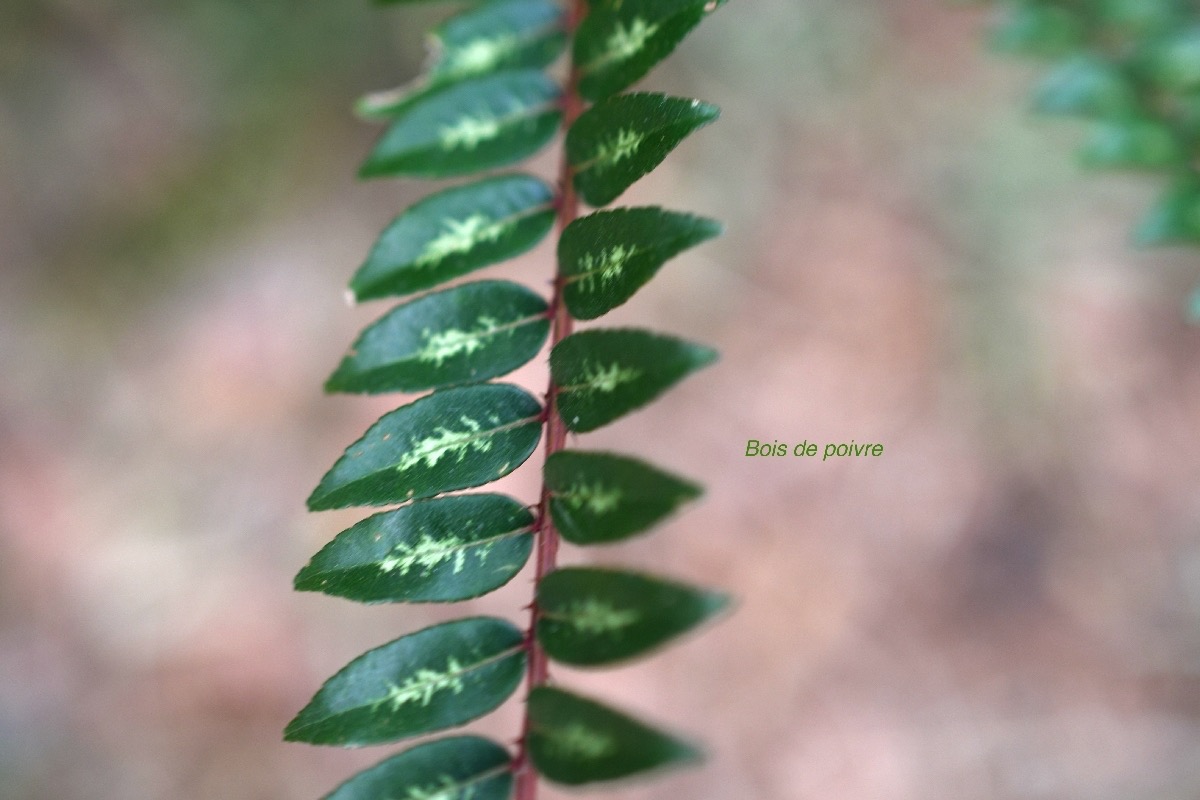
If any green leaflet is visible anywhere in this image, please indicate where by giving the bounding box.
[327,280,550,393]
[574,0,728,101]
[559,207,722,319]
[359,0,567,119]
[536,567,729,666]
[1134,174,1200,245]
[321,736,513,800]
[567,92,719,206]
[551,328,716,433]
[350,174,555,302]
[285,617,526,746]
[360,70,562,178]
[526,686,701,785]
[988,3,1084,58]
[1032,55,1138,118]
[1079,117,1181,168]
[544,450,701,544]
[307,383,543,510]
[295,494,535,603]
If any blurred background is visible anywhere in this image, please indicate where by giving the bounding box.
[4,0,1200,798]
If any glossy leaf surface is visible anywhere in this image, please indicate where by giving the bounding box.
[307,384,543,510]
[544,450,700,544]
[360,0,567,118]
[285,617,526,746]
[536,567,729,665]
[328,281,550,393]
[567,92,719,206]
[295,494,535,603]
[552,329,716,433]
[527,686,701,785]
[574,0,728,101]
[559,207,721,319]
[321,736,513,800]
[360,70,562,178]
[351,175,555,302]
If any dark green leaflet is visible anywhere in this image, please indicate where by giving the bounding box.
[360,70,563,178]
[526,686,701,785]
[327,280,550,393]
[536,567,729,665]
[552,328,716,432]
[359,0,567,119]
[351,174,555,302]
[295,494,535,603]
[320,736,513,800]
[567,92,719,206]
[544,450,701,544]
[285,617,526,746]
[573,0,728,101]
[307,383,543,510]
[558,206,721,319]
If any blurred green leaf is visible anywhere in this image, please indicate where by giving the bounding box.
[321,736,513,800]
[328,280,549,393]
[988,3,1084,57]
[1078,117,1181,168]
[574,0,728,101]
[359,0,567,118]
[1134,174,1200,245]
[360,70,562,178]
[545,450,701,544]
[559,207,722,319]
[295,494,535,603]
[527,686,701,785]
[307,383,543,510]
[552,329,716,433]
[351,174,556,302]
[284,617,526,746]
[1032,55,1138,117]
[1144,26,1200,91]
[567,92,719,206]
[536,567,729,665]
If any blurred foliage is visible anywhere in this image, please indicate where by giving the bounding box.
[0,0,440,311]
[982,0,1200,312]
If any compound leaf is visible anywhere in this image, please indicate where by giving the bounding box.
[559,207,721,319]
[359,0,567,118]
[527,686,701,785]
[328,280,550,393]
[307,383,543,510]
[284,617,526,746]
[351,174,556,302]
[321,736,513,800]
[536,567,729,666]
[567,92,719,206]
[574,0,728,101]
[551,329,716,433]
[295,494,535,603]
[360,70,562,178]
[544,450,700,544]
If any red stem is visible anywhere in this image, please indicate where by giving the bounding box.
[513,1,587,797]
